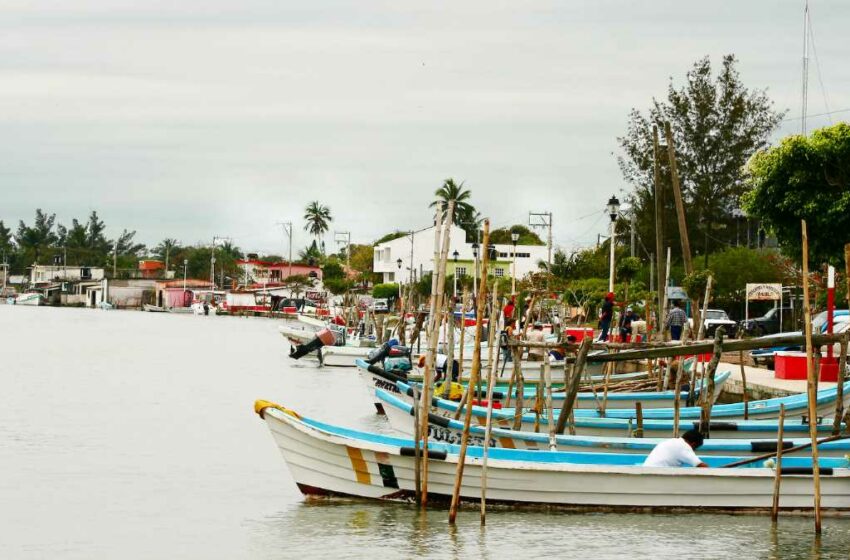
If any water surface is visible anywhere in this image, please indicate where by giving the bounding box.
[2,306,848,559]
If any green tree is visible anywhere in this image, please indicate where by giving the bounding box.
[322,261,345,280]
[374,231,410,244]
[85,211,109,255]
[743,122,850,265]
[489,225,544,245]
[15,209,58,264]
[282,274,314,298]
[298,240,323,265]
[618,54,784,266]
[372,283,400,299]
[303,201,332,251]
[429,178,478,238]
[0,220,13,259]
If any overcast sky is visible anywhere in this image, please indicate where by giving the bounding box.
[1,0,848,256]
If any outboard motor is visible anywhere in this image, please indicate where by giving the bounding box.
[289,328,338,360]
[366,338,400,365]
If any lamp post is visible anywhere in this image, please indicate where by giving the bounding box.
[396,258,403,301]
[452,250,459,298]
[471,242,479,296]
[607,195,620,293]
[183,259,188,292]
[511,232,519,294]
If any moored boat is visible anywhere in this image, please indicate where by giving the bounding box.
[255,400,850,512]
[376,387,850,456]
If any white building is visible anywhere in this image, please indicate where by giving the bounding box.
[373,224,549,285]
[30,265,105,284]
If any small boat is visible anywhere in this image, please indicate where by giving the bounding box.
[357,360,729,410]
[11,292,43,306]
[143,304,168,312]
[376,388,850,457]
[255,400,850,512]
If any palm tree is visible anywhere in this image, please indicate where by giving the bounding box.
[429,178,477,236]
[303,201,332,252]
[154,238,181,270]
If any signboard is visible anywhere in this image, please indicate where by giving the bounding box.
[665,286,688,300]
[746,283,782,301]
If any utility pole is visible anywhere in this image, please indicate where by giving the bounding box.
[664,121,693,275]
[653,125,666,340]
[211,236,224,289]
[278,222,293,278]
[334,231,351,270]
[802,0,810,135]
[630,212,636,258]
[529,211,553,273]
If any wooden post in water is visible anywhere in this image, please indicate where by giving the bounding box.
[555,337,593,434]
[801,220,822,533]
[833,332,849,435]
[673,367,682,437]
[544,351,556,449]
[448,219,490,525]
[411,384,422,504]
[771,403,787,521]
[419,202,454,507]
[634,402,644,438]
[652,125,665,342]
[699,327,725,437]
[480,288,504,525]
[737,326,749,420]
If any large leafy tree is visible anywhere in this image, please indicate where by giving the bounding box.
[743,122,850,265]
[153,238,182,269]
[618,55,784,266]
[303,201,332,251]
[429,178,478,239]
[489,225,544,246]
[16,209,58,264]
[0,220,13,259]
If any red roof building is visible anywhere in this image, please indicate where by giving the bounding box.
[235,260,322,283]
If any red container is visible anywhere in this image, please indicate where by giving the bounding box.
[565,328,594,342]
[775,352,808,380]
[820,356,839,382]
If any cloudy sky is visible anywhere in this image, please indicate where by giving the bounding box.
[1,0,848,256]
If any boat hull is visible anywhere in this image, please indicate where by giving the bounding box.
[259,405,850,512]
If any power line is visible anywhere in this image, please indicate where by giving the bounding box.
[782,107,849,122]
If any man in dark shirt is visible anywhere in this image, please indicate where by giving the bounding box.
[598,292,615,341]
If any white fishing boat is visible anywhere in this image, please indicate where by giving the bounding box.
[255,400,850,512]
[11,292,43,306]
[359,362,729,410]
[376,389,850,457]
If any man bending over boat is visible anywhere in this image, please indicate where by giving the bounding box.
[643,430,708,468]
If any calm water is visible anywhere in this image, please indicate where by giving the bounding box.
[2,306,850,559]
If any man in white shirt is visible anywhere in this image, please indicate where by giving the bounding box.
[643,430,709,468]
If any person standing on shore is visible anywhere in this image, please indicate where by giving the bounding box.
[597,292,615,341]
[664,300,688,341]
[526,322,545,361]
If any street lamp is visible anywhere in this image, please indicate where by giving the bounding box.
[607,194,621,292]
[452,250,459,298]
[183,259,188,292]
[511,232,519,294]
[471,242,479,295]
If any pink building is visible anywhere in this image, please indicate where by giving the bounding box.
[236,260,322,284]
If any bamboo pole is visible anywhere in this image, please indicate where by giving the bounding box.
[544,351,556,450]
[696,275,713,341]
[801,220,822,532]
[448,219,490,525]
[555,337,593,434]
[833,332,849,435]
[771,403,786,521]
[653,125,665,342]
[664,121,693,275]
[634,402,644,438]
[673,367,682,437]
[412,383,422,504]
[722,433,849,469]
[419,202,455,507]
[480,286,503,525]
[445,296,455,381]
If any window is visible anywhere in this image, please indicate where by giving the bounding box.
[498,252,508,258]
[456,267,467,277]
[495,268,504,277]
[386,272,395,282]
[383,248,391,263]
[516,252,531,258]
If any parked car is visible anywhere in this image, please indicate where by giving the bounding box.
[703,309,738,337]
[371,298,389,312]
[749,311,850,368]
[741,307,793,336]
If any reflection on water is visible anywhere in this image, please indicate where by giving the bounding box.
[2,306,850,559]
